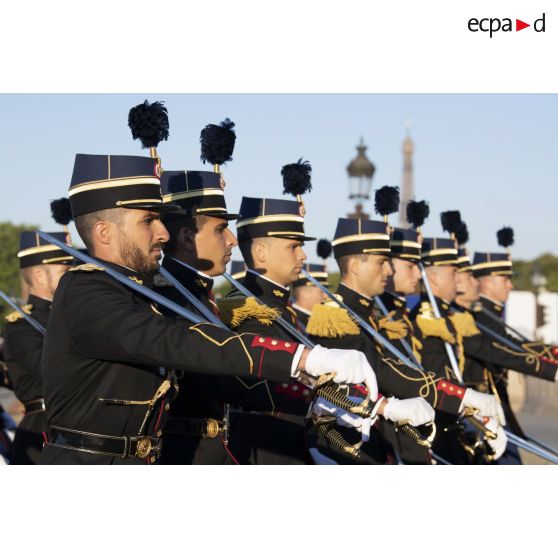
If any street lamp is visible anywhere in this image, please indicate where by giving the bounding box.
[346,138,375,219]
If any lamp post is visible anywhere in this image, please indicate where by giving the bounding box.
[532,264,547,340]
[346,138,375,220]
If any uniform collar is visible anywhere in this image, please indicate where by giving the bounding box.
[337,283,374,317]
[161,256,214,293]
[26,294,52,311]
[244,269,290,302]
[479,294,505,315]
[97,259,155,289]
[379,290,406,313]
[420,293,451,317]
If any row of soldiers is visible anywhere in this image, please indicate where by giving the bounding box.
[1,100,557,465]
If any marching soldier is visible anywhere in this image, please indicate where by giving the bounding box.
[3,229,73,464]
[39,149,377,465]
[455,226,558,463]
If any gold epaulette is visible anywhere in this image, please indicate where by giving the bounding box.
[68,263,105,272]
[449,311,480,338]
[378,311,409,340]
[217,296,281,327]
[306,303,359,338]
[5,304,33,323]
[414,302,455,344]
[153,274,173,288]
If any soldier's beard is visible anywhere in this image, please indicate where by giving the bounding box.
[119,234,161,275]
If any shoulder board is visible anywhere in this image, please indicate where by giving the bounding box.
[5,304,33,323]
[217,296,280,327]
[415,312,455,344]
[68,263,105,272]
[378,312,409,340]
[306,304,359,338]
[449,311,480,338]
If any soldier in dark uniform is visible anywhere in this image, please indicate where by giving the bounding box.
[154,167,243,464]
[453,231,558,463]
[3,231,73,464]
[39,152,376,465]
[373,226,499,463]
[410,232,516,463]
[291,263,329,329]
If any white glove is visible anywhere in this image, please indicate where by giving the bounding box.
[461,388,506,425]
[305,345,378,401]
[484,417,508,460]
[312,396,372,441]
[382,396,435,427]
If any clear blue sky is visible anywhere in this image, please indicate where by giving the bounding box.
[0,94,555,261]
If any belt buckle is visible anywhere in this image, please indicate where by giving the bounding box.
[203,419,224,439]
[135,437,153,459]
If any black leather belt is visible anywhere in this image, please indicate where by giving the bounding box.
[47,426,161,461]
[24,398,46,415]
[164,417,226,438]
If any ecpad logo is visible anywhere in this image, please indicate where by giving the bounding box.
[468,13,546,37]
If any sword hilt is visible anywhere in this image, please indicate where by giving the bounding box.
[312,415,363,458]
[395,420,436,448]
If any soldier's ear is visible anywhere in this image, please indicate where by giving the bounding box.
[93,220,113,247]
[253,239,267,264]
[178,226,196,251]
[348,255,361,276]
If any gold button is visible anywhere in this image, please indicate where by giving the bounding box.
[259,337,265,342]
[156,430,162,437]
[285,343,291,348]
[449,386,454,391]
[441,383,446,388]
[271,340,278,346]
[149,456,156,464]
[165,403,170,411]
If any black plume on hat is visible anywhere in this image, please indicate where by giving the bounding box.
[200,118,236,165]
[317,239,332,260]
[281,158,312,196]
[440,210,462,235]
[406,200,430,229]
[50,197,73,225]
[497,227,514,248]
[128,100,169,148]
[455,221,469,246]
[374,186,400,216]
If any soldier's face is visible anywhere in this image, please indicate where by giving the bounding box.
[391,258,421,295]
[118,210,169,274]
[479,275,513,303]
[194,217,238,276]
[357,254,393,297]
[254,238,307,287]
[455,271,479,304]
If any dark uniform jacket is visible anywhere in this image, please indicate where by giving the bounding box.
[39,261,300,465]
[461,296,558,437]
[291,303,311,330]
[223,270,313,464]
[3,294,50,464]
[306,285,467,463]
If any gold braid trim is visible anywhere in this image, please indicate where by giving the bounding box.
[415,315,456,344]
[377,311,409,340]
[521,341,553,359]
[449,312,480,338]
[306,304,360,338]
[5,304,33,323]
[217,297,281,327]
